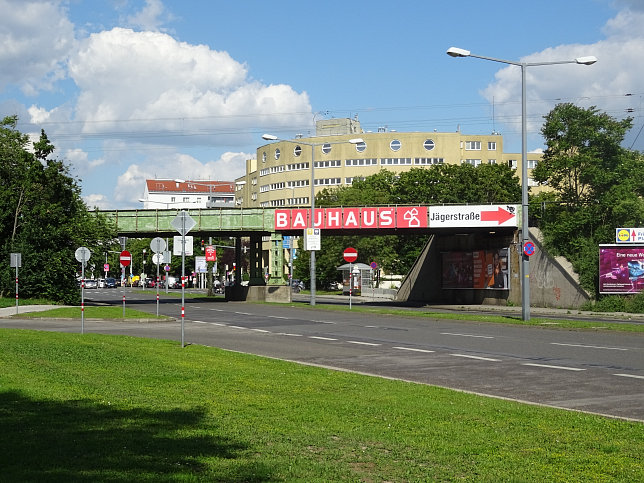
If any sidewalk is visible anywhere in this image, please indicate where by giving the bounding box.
[0,305,64,318]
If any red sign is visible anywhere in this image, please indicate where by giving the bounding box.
[275,206,428,230]
[205,245,217,262]
[343,247,358,263]
[523,241,536,257]
[119,250,132,267]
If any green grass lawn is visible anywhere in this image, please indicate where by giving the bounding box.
[0,329,641,481]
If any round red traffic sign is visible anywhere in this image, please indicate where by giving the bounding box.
[120,250,132,267]
[343,247,358,263]
[523,241,536,257]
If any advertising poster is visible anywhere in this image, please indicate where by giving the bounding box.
[442,248,509,290]
[599,245,644,294]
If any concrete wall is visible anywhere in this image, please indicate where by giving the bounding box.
[397,229,590,309]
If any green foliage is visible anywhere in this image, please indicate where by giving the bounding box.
[534,104,644,298]
[0,116,116,303]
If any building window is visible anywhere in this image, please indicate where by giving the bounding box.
[423,139,435,150]
[462,159,481,167]
[508,159,518,169]
[183,197,190,202]
[294,145,302,157]
[488,141,497,150]
[488,159,497,165]
[346,158,377,166]
[262,152,266,163]
[274,148,280,160]
[321,143,331,154]
[315,159,341,168]
[170,197,176,203]
[390,139,401,151]
[381,158,412,165]
[355,141,367,153]
[465,141,481,150]
[528,159,539,169]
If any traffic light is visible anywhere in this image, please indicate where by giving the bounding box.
[201,239,205,250]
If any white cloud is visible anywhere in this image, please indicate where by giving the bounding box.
[65,28,311,137]
[126,0,172,32]
[481,9,644,150]
[0,0,75,95]
[84,193,110,210]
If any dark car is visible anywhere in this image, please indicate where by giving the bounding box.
[105,277,117,288]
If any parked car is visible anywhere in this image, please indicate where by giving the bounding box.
[84,279,98,289]
[105,277,117,288]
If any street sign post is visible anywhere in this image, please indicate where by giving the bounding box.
[119,250,131,317]
[172,210,196,348]
[75,246,91,333]
[10,253,21,314]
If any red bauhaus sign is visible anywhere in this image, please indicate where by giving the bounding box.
[275,206,428,230]
[274,205,518,230]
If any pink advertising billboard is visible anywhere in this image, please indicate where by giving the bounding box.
[599,245,644,294]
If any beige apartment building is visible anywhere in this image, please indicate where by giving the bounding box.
[234,118,543,208]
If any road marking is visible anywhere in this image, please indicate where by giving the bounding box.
[268,315,290,319]
[450,354,501,362]
[347,341,381,346]
[522,363,585,371]
[316,320,336,324]
[210,322,225,326]
[393,347,435,353]
[309,336,337,341]
[280,333,303,337]
[614,373,644,380]
[441,332,494,339]
[251,329,270,333]
[551,342,628,351]
[234,312,254,316]
[209,308,225,312]
[228,325,247,330]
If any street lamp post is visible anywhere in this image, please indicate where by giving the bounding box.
[262,134,364,306]
[446,47,596,321]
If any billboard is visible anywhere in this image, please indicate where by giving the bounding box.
[442,248,509,290]
[599,245,644,294]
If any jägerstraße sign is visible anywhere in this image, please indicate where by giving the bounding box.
[428,205,518,228]
[274,205,518,230]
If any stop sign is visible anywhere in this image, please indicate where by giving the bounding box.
[343,247,358,263]
[120,250,132,267]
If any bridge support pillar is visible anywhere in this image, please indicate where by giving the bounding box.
[269,233,284,284]
[249,234,264,285]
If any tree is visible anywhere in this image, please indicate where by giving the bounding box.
[533,104,644,295]
[0,116,116,303]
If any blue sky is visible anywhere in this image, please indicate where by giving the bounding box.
[1,0,643,209]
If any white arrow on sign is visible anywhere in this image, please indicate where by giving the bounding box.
[171,210,196,236]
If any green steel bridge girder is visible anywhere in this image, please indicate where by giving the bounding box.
[101,208,276,237]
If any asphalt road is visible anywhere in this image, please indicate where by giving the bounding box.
[3,288,643,421]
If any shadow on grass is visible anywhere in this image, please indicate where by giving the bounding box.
[0,391,273,482]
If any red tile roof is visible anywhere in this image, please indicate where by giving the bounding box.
[146,179,234,194]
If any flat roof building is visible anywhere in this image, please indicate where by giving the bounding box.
[235,118,543,208]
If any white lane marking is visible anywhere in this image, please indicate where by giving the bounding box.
[551,342,628,351]
[234,312,254,316]
[451,354,501,362]
[228,325,247,330]
[393,347,435,353]
[441,332,494,339]
[522,363,585,371]
[347,341,381,346]
[309,336,338,341]
[211,322,225,326]
[193,320,207,324]
[268,315,290,319]
[280,333,303,337]
[251,329,270,333]
[209,308,225,312]
[316,320,336,324]
[614,373,644,380]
